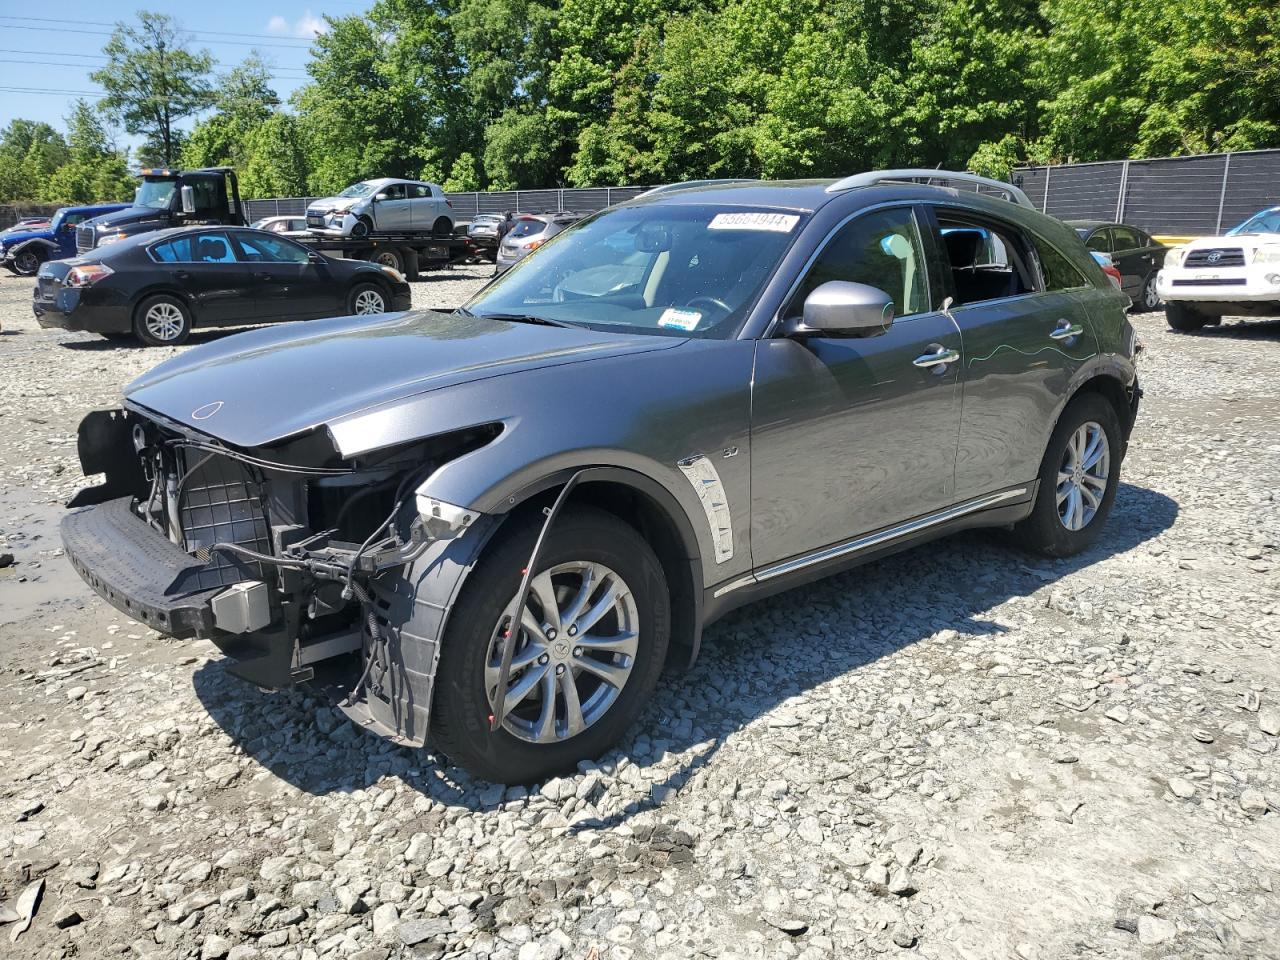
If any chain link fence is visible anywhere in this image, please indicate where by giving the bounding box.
[1014,149,1280,235]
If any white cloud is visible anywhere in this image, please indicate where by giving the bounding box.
[266,11,326,39]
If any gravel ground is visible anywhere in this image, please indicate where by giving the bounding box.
[0,268,1278,960]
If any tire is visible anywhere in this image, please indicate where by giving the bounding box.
[1137,274,1161,312]
[132,294,192,346]
[432,216,453,238]
[347,282,388,315]
[1011,393,1121,558]
[351,216,373,239]
[370,248,403,272]
[401,247,420,282]
[12,248,43,277]
[431,506,670,784]
[1166,301,1208,332]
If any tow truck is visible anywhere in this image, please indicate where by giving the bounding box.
[78,167,475,278]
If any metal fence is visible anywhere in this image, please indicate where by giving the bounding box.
[1014,148,1280,235]
[243,186,652,224]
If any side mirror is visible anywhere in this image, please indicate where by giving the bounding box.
[180,185,196,215]
[307,251,325,264]
[785,281,895,337]
[373,193,388,202]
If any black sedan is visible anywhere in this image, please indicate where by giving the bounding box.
[32,226,412,346]
[1067,220,1166,311]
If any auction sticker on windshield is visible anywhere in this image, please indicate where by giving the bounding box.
[658,308,703,330]
[708,212,800,233]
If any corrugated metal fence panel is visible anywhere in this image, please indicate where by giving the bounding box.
[1219,152,1280,231]
[567,188,613,212]
[1016,149,1280,235]
[243,197,317,221]
[1121,155,1227,235]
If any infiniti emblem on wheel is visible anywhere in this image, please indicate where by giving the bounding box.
[191,401,224,420]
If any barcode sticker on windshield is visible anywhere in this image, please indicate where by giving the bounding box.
[708,212,800,233]
[658,308,703,331]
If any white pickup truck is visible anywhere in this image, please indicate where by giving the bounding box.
[1156,206,1280,331]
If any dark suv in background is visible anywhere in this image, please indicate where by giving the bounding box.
[61,170,1138,784]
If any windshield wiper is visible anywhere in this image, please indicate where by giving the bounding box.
[472,312,580,328]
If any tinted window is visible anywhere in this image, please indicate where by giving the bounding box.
[1111,226,1139,251]
[1085,230,1111,253]
[509,219,547,239]
[190,178,225,216]
[411,184,433,199]
[234,232,308,263]
[937,214,1036,305]
[151,232,235,263]
[792,207,929,317]
[1033,235,1089,290]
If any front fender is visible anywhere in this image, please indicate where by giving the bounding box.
[8,236,58,257]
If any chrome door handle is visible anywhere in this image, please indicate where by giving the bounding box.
[913,347,960,368]
[1049,322,1084,341]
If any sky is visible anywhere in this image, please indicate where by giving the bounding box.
[0,1,369,151]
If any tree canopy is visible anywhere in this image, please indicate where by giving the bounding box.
[2,0,1277,202]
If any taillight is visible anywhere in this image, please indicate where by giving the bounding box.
[527,239,545,251]
[65,263,114,288]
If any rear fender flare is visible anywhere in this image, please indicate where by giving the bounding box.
[9,237,58,258]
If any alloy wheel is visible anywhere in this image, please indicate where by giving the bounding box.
[1056,421,1110,531]
[144,302,186,342]
[14,251,39,275]
[353,289,385,314]
[1142,277,1160,310]
[485,561,639,744]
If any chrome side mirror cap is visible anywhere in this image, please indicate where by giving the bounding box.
[786,281,895,337]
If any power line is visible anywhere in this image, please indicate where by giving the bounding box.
[0,24,318,50]
[0,48,312,76]
[0,15,319,46]
[0,58,310,79]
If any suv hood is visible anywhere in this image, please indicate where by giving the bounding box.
[1185,232,1280,251]
[85,207,170,232]
[124,310,683,450]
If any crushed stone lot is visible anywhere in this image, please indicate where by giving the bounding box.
[0,266,1278,960]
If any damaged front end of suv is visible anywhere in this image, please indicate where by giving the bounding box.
[62,403,503,746]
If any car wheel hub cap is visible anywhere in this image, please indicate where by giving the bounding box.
[145,303,184,341]
[1056,421,1109,532]
[485,561,639,745]
[354,291,383,314]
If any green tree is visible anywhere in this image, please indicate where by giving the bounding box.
[241,113,311,197]
[183,56,280,170]
[443,151,481,192]
[40,101,134,203]
[91,11,215,166]
[0,120,69,201]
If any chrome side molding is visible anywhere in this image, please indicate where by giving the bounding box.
[713,486,1030,598]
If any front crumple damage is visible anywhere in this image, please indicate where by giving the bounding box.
[61,405,506,746]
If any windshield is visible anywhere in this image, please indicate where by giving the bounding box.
[464,203,807,339]
[338,182,378,199]
[49,210,66,231]
[135,178,177,210]
[1227,209,1280,236]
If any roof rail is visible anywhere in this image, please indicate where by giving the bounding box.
[636,178,758,198]
[826,169,1034,208]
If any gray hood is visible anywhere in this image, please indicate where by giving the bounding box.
[124,310,682,450]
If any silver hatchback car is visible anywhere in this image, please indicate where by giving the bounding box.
[305,178,454,239]
[494,212,583,273]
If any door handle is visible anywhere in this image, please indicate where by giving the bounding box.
[174,270,191,281]
[913,346,960,369]
[1049,322,1084,341]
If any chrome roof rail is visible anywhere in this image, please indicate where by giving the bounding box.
[825,169,1034,208]
[636,178,758,198]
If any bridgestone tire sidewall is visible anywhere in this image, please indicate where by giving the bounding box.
[430,507,670,784]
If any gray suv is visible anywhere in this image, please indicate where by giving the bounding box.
[60,170,1140,784]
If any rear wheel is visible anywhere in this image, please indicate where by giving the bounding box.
[1138,274,1161,312]
[1166,301,1208,332]
[432,216,453,238]
[132,294,192,347]
[12,248,43,276]
[431,506,670,784]
[1011,393,1121,558]
[348,282,387,315]
[370,248,403,272]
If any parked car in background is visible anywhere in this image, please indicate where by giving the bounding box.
[77,168,246,254]
[251,215,310,238]
[306,179,454,239]
[1090,251,1123,290]
[1068,221,1165,311]
[33,226,410,346]
[1,216,51,238]
[494,212,584,273]
[59,170,1138,783]
[466,213,507,260]
[1,203,129,276]
[1156,206,1280,332]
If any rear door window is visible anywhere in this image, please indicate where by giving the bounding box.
[1111,226,1139,251]
[151,232,236,263]
[233,232,309,263]
[1085,229,1111,253]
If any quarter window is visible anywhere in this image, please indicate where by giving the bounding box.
[789,207,929,318]
[1033,235,1089,291]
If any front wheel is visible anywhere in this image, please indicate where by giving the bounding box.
[348,282,387,315]
[1138,274,1161,312]
[132,294,192,346]
[350,216,372,239]
[1166,301,1208,332]
[430,506,670,784]
[1011,393,1121,557]
[12,248,43,276]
